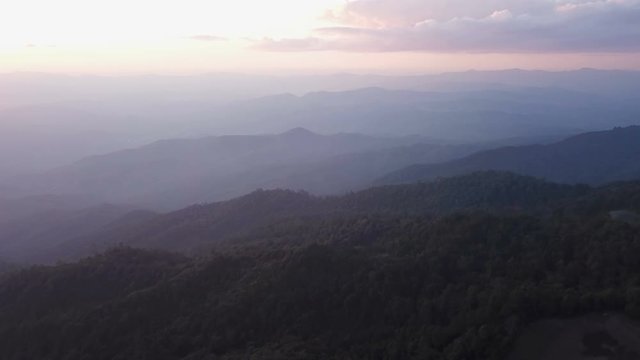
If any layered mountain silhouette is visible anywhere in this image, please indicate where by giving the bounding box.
[4,70,640,360]
[4,129,477,209]
[202,86,637,140]
[379,126,640,186]
[0,171,600,264]
[1,169,640,359]
[3,125,639,264]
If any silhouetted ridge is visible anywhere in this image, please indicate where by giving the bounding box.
[279,127,318,137]
[378,126,640,185]
[6,171,638,265]
[6,129,442,209]
[41,172,592,259]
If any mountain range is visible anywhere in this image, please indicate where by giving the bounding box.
[198,86,638,139]
[1,125,639,265]
[3,129,478,209]
[3,71,640,178]
[0,171,609,264]
[6,125,640,212]
[1,170,639,359]
[380,126,640,186]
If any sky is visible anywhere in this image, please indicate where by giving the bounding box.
[1,0,640,74]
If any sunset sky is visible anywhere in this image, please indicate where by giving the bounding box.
[2,0,640,74]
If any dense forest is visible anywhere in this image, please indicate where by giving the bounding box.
[8,171,592,263]
[1,172,640,359]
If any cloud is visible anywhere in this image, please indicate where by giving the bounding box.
[188,35,227,42]
[323,0,554,26]
[257,0,640,53]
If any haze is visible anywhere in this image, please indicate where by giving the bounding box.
[1,2,640,359]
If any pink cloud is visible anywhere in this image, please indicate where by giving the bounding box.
[257,0,640,53]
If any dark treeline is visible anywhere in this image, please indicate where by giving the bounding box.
[60,171,592,257]
[0,172,640,359]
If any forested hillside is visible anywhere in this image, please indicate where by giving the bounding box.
[1,188,640,359]
[13,171,594,263]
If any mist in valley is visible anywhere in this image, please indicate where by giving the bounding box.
[2,0,640,358]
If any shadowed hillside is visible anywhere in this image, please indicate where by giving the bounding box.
[5,129,476,210]
[1,184,640,359]
[379,126,640,186]
[0,172,599,264]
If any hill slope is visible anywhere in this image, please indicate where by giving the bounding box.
[8,171,640,265]
[28,172,591,262]
[379,126,640,186]
[1,188,640,359]
[5,129,475,209]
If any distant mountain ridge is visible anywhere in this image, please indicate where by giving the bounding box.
[202,86,637,140]
[2,69,640,360]
[2,165,640,359]
[2,75,639,178]
[10,171,595,263]
[378,126,640,186]
[3,129,476,209]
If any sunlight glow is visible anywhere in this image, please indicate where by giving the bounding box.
[0,0,341,47]
[1,0,639,74]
